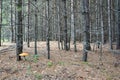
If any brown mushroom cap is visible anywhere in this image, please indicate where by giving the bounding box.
[19,52,29,57]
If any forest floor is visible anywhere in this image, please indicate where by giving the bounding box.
[0,41,120,80]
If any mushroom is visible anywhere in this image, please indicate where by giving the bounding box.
[19,52,29,60]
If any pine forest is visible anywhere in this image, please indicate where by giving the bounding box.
[0,0,120,80]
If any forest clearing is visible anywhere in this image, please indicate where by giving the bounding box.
[0,41,119,80]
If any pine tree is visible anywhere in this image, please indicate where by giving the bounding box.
[16,0,23,61]
[116,0,120,49]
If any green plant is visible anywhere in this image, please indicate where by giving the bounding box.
[26,65,32,75]
[33,54,39,63]
[34,74,42,80]
[58,61,64,66]
[106,76,113,80]
[82,62,89,65]
[25,56,31,61]
[47,61,53,67]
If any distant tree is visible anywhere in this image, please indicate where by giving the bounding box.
[63,0,69,51]
[27,0,30,47]
[108,0,113,49]
[57,0,61,49]
[95,0,99,43]
[34,0,38,55]
[71,0,77,52]
[0,0,2,46]
[100,0,104,44]
[46,0,50,59]
[14,0,17,43]
[73,0,77,52]
[11,0,14,42]
[116,0,120,49]
[57,0,64,50]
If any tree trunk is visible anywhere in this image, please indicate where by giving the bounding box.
[116,0,120,49]
[11,0,14,42]
[108,0,113,49]
[57,0,60,49]
[82,0,91,62]
[14,0,17,43]
[83,0,91,50]
[71,0,77,52]
[27,0,30,47]
[95,0,99,43]
[46,0,50,59]
[100,0,104,44]
[63,0,69,51]
[0,0,2,46]
[57,1,64,50]
[16,0,23,61]
[34,0,38,55]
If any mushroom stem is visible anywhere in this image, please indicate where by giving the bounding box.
[23,56,27,60]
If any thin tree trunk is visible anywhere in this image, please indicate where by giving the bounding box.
[73,1,77,52]
[57,0,60,49]
[27,0,30,47]
[71,0,74,45]
[100,0,104,44]
[95,0,99,43]
[99,0,103,62]
[115,0,118,48]
[108,0,113,49]
[60,2,64,50]
[63,0,69,51]
[0,0,2,46]
[116,0,120,49]
[14,0,16,43]
[111,0,114,43]
[68,1,71,50]
[34,0,38,55]
[41,9,44,41]
[46,0,50,59]
[22,0,26,42]
[11,0,14,42]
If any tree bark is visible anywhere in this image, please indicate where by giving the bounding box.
[0,0,2,46]
[108,0,113,49]
[14,0,17,43]
[95,0,99,43]
[63,0,69,51]
[27,0,30,47]
[57,0,61,49]
[72,0,77,52]
[100,0,104,44]
[11,0,14,42]
[83,0,91,50]
[82,0,91,62]
[16,0,23,61]
[46,0,50,59]
[34,0,38,55]
[116,0,120,49]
